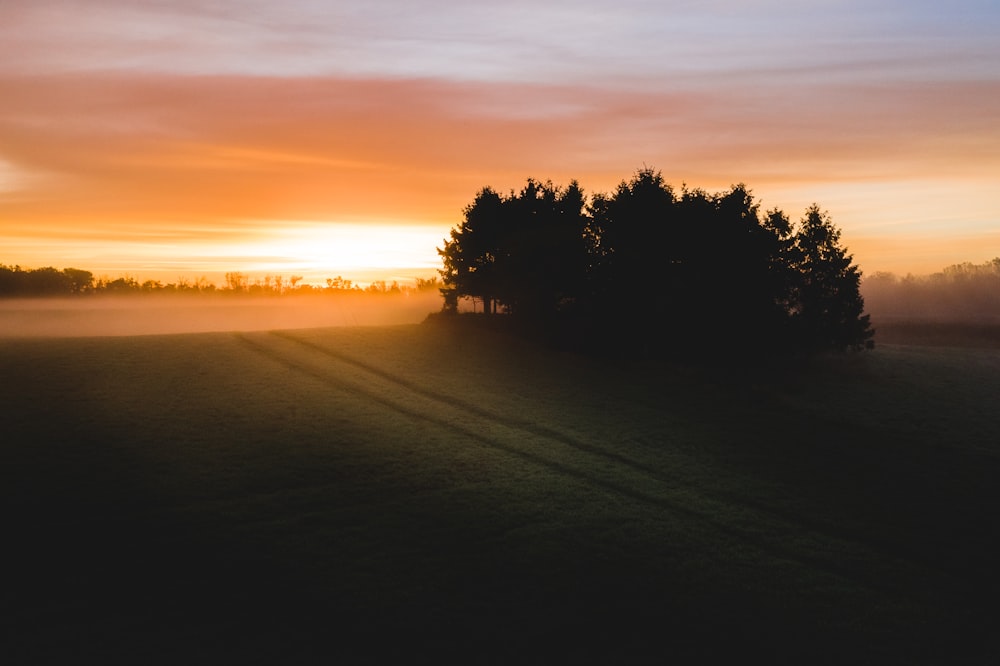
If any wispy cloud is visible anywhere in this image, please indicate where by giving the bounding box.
[3,71,996,216]
[4,0,997,83]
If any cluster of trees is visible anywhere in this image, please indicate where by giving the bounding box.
[0,265,99,296]
[439,168,873,354]
[862,258,1000,321]
[0,264,439,298]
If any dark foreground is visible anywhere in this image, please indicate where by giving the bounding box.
[3,321,999,664]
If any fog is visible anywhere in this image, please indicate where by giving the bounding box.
[860,264,1000,348]
[861,266,1000,324]
[5,270,999,340]
[0,292,444,338]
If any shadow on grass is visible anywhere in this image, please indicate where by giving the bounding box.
[4,326,999,664]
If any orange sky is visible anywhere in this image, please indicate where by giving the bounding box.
[2,1,998,284]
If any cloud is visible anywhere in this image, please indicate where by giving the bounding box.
[4,0,998,86]
[3,71,997,218]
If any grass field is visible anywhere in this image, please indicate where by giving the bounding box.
[3,318,999,664]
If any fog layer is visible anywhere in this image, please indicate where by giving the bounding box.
[862,261,1000,324]
[0,292,443,337]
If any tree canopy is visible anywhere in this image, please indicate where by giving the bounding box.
[438,168,874,355]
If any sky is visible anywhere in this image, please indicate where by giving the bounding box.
[2,0,998,284]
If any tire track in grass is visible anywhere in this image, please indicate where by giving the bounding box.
[237,331,961,606]
[270,329,991,590]
[238,331,673,509]
[270,329,664,478]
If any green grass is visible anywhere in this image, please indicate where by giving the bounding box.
[2,322,999,664]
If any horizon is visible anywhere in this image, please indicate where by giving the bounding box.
[2,218,997,290]
[2,1,998,280]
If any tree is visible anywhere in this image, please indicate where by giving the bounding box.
[720,187,808,350]
[438,186,506,313]
[25,266,73,295]
[498,179,591,318]
[62,268,94,294]
[225,272,249,293]
[0,264,27,295]
[439,180,592,318]
[588,168,677,348]
[787,205,874,352]
[99,276,140,294]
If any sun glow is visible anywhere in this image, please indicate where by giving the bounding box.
[0,218,447,287]
[232,221,446,284]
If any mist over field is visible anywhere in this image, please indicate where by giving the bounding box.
[4,256,999,345]
[860,261,1000,348]
[861,260,1000,323]
[0,291,443,337]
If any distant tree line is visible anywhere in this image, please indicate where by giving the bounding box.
[862,258,1000,322]
[0,264,439,298]
[439,168,874,354]
[0,265,97,296]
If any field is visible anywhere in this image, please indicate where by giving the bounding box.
[3,316,1000,664]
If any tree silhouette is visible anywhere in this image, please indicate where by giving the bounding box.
[26,267,73,295]
[585,168,682,351]
[62,268,94,294]
[438,186,506,314]
[438,180,591,319]
[787,205,874,352]
[672,184,791,351]
[440,169,875,356]
[501,179,591,318]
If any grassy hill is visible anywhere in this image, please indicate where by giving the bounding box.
[3,320,998,663]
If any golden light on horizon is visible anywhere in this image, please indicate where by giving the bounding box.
[0,218,447,286]
[232,221,446,284]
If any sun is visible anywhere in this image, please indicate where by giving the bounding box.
[234,221,446,283]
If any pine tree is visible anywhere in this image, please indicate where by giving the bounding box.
[788,205,874,351]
